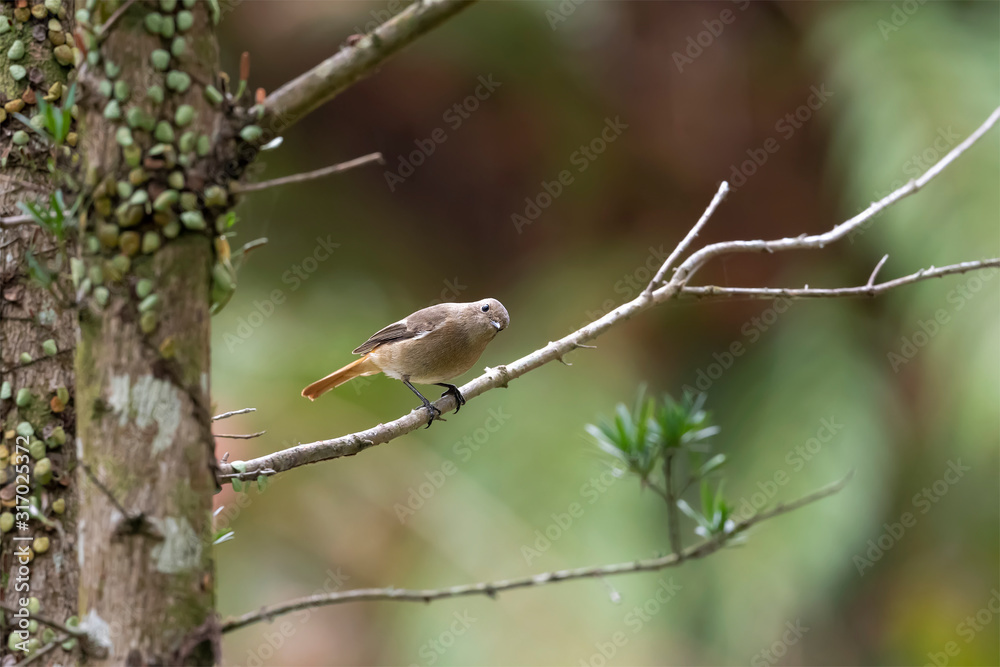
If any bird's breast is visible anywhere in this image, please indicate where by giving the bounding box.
[369,326,494,384]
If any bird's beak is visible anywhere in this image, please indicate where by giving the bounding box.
[491,321,502,331]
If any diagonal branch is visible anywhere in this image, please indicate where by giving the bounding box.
[668,105,1000,288]
[212,407,256,421]
[0,603,83,639]
[217,105,1000,483]
[13,635,71,667]
[231,152,383,194]
[94,0,139,40]
[866,254,890,288]
[0,214,35,228]
[262,0,477,134]
[645,181,729,295]
[214,430,266,440]
[220,470,853,633]
[680,258,1000,300]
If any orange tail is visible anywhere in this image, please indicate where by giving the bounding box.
[301,355,380,401]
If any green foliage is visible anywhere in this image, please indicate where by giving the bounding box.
[585,391,659,479]
[36,84,76,145]
[24,250,54,288]
[17,190,80,289]
[587,390,735,539]
[12,85,76,147]
[678,480,734,539]
[654,391,720,451]
[587,390,721,482]
[18,189,79,243]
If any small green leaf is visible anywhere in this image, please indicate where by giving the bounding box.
[24,250,53,287]
[698,453,727,479]
[214,530,235,545]
[677,499,711,531]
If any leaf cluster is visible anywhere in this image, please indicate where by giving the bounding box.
[586,390,737,539]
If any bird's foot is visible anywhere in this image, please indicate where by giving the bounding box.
[436,383,466,414]
[420,402,444,428]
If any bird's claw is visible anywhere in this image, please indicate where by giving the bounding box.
[422,404,444,428]
[437,384,466,414]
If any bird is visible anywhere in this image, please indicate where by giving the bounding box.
[301,298,510,426]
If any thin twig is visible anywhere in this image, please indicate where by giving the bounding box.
[0,603,82,638]
[2,178,51,194]
[0,214,35,228]
[216,105,1000,482]
[664,453,683,559]
[0,348,73,375]
[220,471,853,633]
[94,0,138,39]
[80,462,129,519]
[13,635,70,667]
[680,259,999,300]
[645,181,730,295]
[212,408,257,421]
[214,431,266,440]
[866,254,890,288]
[263,0,477,133]
[668,106,1000,290]
[645,481,671,504]
[217,467,276,481]
[232,153,383,194]
[235,238,268,258]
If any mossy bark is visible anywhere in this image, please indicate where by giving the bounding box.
[70,1,222,663]
[1,2,78,665]
[76,238,216,666]
[0,175,79,667]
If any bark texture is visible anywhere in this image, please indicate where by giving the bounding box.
[1,175,79,666]
[1,1,78,663]
[71,1,222,663]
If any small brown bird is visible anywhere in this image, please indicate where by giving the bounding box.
[302,298,510,426]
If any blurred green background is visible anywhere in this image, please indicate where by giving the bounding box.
[210,2,999,665]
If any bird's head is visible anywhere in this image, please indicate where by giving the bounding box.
[473,298,509,335]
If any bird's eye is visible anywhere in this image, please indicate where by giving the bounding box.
[481,303,490,312]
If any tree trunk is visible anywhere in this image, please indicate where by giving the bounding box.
[1,2,79,663]
[1,177,79,665]
[71,1,222,663]
[4,0,226,663]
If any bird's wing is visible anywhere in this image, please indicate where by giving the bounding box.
[351,306,448,355]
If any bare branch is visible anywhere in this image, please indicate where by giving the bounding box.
[220,470,853,633]
[214,431,266,440]
[645,181,730,295]
[231,152,384,194]
[13,636,71,667]
[0,348,74,376]
[94,0,138,39]
[0,214,35,228]
[217,467,275,481]
[667,106,1000,288]
[866,254,890,288]
[212,407,257,421]
[262,0,477,134]
[217,105,1000,483]
[0,603,82,638]
[664,453,683,559]
[680,258,999,300]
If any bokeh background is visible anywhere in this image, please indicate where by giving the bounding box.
[210,2,999,665]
